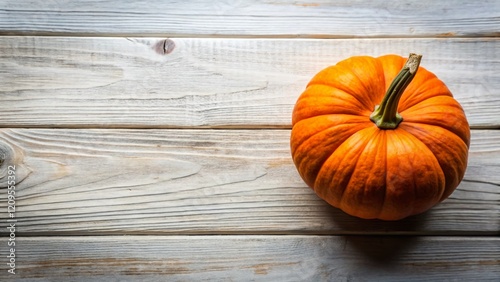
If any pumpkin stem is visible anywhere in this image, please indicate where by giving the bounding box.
[370,53,422,129]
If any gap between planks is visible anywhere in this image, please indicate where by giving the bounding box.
[11,231,500,237]
[0,125,498,130]
[2,32,500,39]
[8,235,500,281]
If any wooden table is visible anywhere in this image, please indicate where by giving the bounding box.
[1,1,499,281]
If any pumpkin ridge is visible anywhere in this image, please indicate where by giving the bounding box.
[396,130,418,218]
[399,73,452,110]
[379,130,415,219]
[405,129,445,215]
[376,131,389,218]
[400,122,469,201]
[402,121,469,149]
[400,91,453,112]
[292,83,376,124]
[340,128,386,218]
[308,56,384,112]
[339,57,384,111]
[406,131,426,215]
[307,81,369,113]
[294,119,372,186]
[400,93,457,113]
[302,84,372,116]
[327,127,377,212]
[367,129,388,218]
[380,129,445,220]
[407,128,447,207]
[292,114,370,152]
[400,115,470,147]
[400,126,448,199]
[298,113,369,124]
[295,95,370,119]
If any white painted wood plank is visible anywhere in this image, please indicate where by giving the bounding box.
[9,236,500,281]
[1,0,498,37]
[0,129,498,235]
[0,37,499,128]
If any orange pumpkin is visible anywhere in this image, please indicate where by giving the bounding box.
[290,53,470,220]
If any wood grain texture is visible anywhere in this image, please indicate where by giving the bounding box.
[1,36,499,128]
[2,1,499,280]
[7,236,500,281]
[0,129,498,235]
[1,0,499,37]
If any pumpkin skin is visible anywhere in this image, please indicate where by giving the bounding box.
[290,54,470,220]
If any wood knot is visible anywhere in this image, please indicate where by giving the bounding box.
[0,139,28,187]
[152,39,175,55]
[0,141,15,168]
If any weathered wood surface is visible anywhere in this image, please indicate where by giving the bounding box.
[0,37,499,128]
[0,128,498,235]
[2,0,499,280]
[6,236,500,281]
[1,0,499,37]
